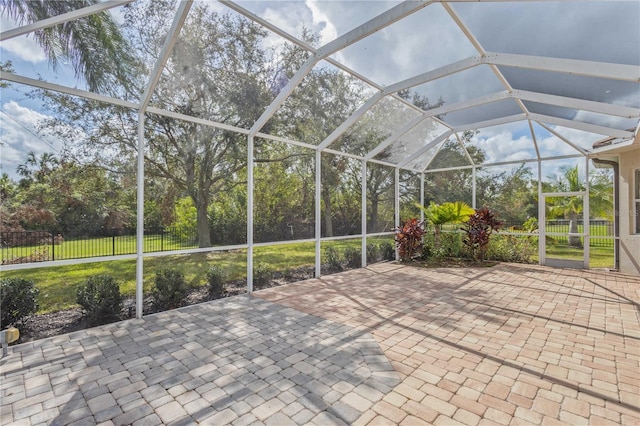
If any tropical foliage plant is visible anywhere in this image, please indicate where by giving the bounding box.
[418,201,474,248]
[462,208,503,261]
[394,218,425,262]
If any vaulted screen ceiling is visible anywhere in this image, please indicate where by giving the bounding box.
[1,0,639,173]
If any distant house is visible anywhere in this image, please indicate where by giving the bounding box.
[592,131,640,276]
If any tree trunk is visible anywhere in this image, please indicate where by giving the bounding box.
[196,199,212,248]
[368,196,378,233]
[322,187,333,237]
[568,213,582,248]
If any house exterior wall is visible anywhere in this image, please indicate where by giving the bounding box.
[618,145,640,276]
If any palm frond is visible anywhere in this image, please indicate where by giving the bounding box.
[0,0,136,93]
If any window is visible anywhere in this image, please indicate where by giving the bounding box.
[635,169,640,234]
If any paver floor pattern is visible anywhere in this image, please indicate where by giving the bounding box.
[1,296,399,425]
[1,262,639,425]
[257,263,640,425]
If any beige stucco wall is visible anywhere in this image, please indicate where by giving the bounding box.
[618,145,640,276]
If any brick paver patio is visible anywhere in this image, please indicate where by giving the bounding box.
[256,263,640,425]
[1,262,639,425]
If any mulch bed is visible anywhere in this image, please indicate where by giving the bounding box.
[14,266,318,344]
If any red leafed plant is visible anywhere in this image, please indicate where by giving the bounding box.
[462,208,503,261]
[394,218,425,262]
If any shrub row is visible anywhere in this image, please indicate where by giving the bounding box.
[420,232,536,263]
[2,242,398,329]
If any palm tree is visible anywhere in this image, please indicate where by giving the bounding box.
[1,1,135,93]
[547,165,613,248]
[16,151,59,183]
[418,201,474,249]
[16,151,37,181]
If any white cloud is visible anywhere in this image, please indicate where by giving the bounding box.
[471,129,537,165]
[305,0,338,46]
[328,3,478,86]
[260,6,309,54]
[0,101,63,179]
[0,25,46,63]
[545,126,603,152]
[536,132,582,158]
[262,7,302,37]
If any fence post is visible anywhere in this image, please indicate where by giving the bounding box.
[51,232,55,261]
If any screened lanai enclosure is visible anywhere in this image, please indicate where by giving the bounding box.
[1,1,639,318]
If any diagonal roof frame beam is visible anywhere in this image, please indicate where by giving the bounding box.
[536,121,588,156]
[317,56,479,151]
[248,57,316,135]
[531,114,633,139]
[443,2,532,121]
[423,89,640,122]
[139,1,192,112]
[454,114,527,132]
[248,0,434,137]
[364,115,430,161]
[528,120,542,160]
[0,71,323,148]
[0,72,138,109]
[397,130,454,169]
[423,90,510,117]
[222,1,316,53]
[0,0,134,41]
[315,1,434,58]
[317,94,385,150]
[454,131,476,166]
[512,90,640,118]
[382,56,483,95]
[224,1,430,128]
[483,52,640,82]
[420,134,451,172]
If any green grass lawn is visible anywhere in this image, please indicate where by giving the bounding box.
[3,238,372,314]
[3,234,615,315]
[537,244,614,269]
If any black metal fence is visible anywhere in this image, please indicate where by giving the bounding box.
[1,219,615,265]
[1,227,200,265]
[543,220,614,248]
